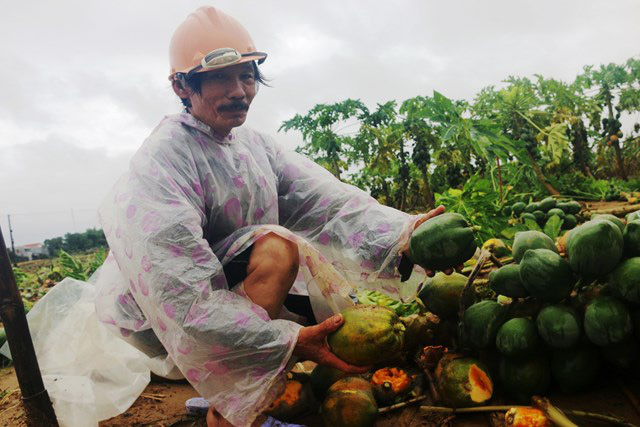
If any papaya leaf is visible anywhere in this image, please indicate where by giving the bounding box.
[500,224,528,240]
[524,219,542,232]
[543,215,564,240]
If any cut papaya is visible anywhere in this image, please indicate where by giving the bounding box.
[435,354,493,407]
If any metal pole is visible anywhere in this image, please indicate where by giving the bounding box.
[0,226,58,426]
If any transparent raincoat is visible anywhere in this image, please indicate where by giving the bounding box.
[94,112,428,426]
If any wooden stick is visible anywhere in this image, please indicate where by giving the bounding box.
[378,395,429,414]
[586,203,640,216]
[0,227,58,426]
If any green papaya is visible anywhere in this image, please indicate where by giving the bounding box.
[584,297,632,346]
[503,205,512,216]
[536,305,581,348]
[499,352,550,402]
[328,305,405,366]
[462,300,508,349]
[591,214,625,233]
[609,258,640,304]
[418,272,467,320]
[547,208,565,219]
[532,210,546,224]
[519,249,575,303]
[435,354,493,407]
[489,264,528,298]
[409,213,477,271]
[496,318,538,357]
[539,197,557,212]
[565,201,582,215]
[511,202,526,216]
[512,230,557,263]
[520,212,537,223]
[551,344,600,393]
[626,210,640,223]
[624,220,640,257]
[566,220,624,278]
[562,214,577,230]
[556,202,570,213]
[524,202,540,214]
[310,365,349,400]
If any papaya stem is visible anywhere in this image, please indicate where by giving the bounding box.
[489,254,503,268]
[457,250,490,320]
[531,397,578,427]
[378,395,429,414]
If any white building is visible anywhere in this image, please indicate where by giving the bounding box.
[15,243,49,260]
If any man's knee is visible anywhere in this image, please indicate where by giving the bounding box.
[250,233,299,278]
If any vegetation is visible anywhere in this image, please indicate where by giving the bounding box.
[281,57,640,240]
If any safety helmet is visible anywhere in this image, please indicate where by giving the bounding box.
[169,6,267,79]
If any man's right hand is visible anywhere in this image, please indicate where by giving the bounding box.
[292,314,372,374]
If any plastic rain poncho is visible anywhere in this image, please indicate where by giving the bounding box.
[94,112,428,426]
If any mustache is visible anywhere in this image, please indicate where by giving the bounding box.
[218,101,249,112]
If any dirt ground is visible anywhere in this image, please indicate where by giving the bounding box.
[2,363,640,427]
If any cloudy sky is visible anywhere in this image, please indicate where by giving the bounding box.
[1,0,639,247]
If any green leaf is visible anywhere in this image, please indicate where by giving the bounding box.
[500,224,528,239]
[543,215,564,240]
[524,219,542,232]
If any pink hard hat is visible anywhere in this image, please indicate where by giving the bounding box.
[169,6,267,78]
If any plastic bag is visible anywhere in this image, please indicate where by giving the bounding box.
[0,278,150,426]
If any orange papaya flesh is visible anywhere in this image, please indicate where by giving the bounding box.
[435,354,493,407]
[505,407,551,427]
[265,380,311,420]
[370,367,412,404]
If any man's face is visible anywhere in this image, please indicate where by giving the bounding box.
[188,62,257,136]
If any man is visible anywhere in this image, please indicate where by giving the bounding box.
[94,6,448,426]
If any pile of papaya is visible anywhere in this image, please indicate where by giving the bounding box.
[266,209,640,426]
[507,196,582,230]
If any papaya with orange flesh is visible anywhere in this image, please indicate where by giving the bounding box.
[435,353,493,407]
[370,367,412,405]
[265,380,313,420]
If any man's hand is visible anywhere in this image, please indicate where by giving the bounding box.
[293,314,372,374]
[403,205,463,277]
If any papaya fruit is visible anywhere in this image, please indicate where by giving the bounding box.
[564,201,581,215]
[409,213,477,271]
[328,305,405,366]
[562,214,577,230]
[512,230,557,263]
[591,214,625,233]
[524,202,540,214]
[626,210,640,223]
[609,257,640,304]
[435,353,493,407]
[482,238,511,258]
[495,317,538,357]
[463,300,508,349]
[532,210,546,225]
[370,367,412,405]
[546,208,565,219]
[624,220,640,257]
[310,365,349,400]
[504,407,551,427]
[322,378,378,427]
[551,344,600,393]
[536,305,581,349]
[418,272,467,320]
[556,201,570,213]
[489,264,529,298]
[511,202,526,216]
[566,220,624,278]
[519,249,575,303]
[584,296,632,346]
[499,352,550,402]
[539,197,557,212]
[265,380,313,420]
